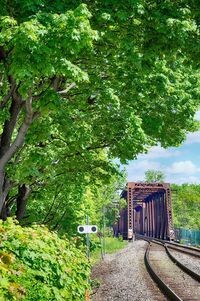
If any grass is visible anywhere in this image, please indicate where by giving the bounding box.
[104,237,128,253]
[90,236,128,264]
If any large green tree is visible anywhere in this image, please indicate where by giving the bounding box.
[0,0,199,221]
[145,169,165,183]
[172,184,200,229]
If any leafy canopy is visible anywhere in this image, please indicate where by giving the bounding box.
[172,184,200,230]
[145,169,166,183]
[0,0,199,227]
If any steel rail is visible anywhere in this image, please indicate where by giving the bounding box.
[165,243,200,258]
[143,239,200,301]
[144,242,183,301]
[136,234,200,279]
[135,233,200,256]
[165,244,200,282]
[155,239,200,253]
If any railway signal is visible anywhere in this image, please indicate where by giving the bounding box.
[77,216,98,260]
[77,225,98,234]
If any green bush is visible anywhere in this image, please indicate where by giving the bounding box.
[117,235,123,242]
[0,218,90,301]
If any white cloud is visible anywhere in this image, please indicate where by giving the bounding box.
[165,175,200,185]
[167,160,200,175]
[185,131,200,144]
[139,146,182,159]
[195,110,200,121]
[187,176,200,183]
[127,160,162,172]
[128,174,145,182]
[127,159,200,184]
[127,160,162,182]
[184,110,200,144]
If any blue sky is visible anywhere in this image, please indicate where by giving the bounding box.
[126,111,200,184]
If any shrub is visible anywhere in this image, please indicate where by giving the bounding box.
[0,218,90,301]
[117,235,123,242]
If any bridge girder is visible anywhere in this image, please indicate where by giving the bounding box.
[127,182,174,240]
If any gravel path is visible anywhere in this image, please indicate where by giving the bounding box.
[169,249,200,275]
[91,240,167,301]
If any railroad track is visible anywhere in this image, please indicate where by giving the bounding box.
[165,242,200,258]
[136,234,200,258]
[144,240,200,301]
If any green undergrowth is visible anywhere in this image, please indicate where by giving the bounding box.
[91,237,128,263]
[0,218,90,301]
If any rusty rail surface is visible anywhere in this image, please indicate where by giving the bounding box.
[165,243,200,259]
[145,243,182,301]
[136,233,200,256]
[165,245,200,282]
[138,235,200,301]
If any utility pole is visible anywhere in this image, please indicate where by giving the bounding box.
[103,206,106,256]
[86,215,90,259]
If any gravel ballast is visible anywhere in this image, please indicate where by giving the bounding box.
[169,249,200,275]
[91,240,167,301]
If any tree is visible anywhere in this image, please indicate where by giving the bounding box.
[0,0,200,221]
[172,184,200,229]
[145,170,166,183]
[0,3,99,218]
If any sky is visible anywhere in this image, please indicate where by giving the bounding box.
[126,111,200,185]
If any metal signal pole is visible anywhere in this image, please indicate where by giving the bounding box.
[86,215,90,259]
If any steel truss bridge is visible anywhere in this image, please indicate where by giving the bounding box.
[118,182,175,240]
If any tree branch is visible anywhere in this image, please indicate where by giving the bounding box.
[51,76,61,90]
[0,94,39,169]
[51,208,68,230]
[58,82,76,94]
[0,94,23,158]
[42,184,63,224]
[64,143,110,158]
[33,80,53,100]
[0,82,17,108]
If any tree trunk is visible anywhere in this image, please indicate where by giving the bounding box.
[0,93,36,218]
[0,96,22,158]
[16,184,31,221]
[0,169,5,214]
[0,171,11,218]
[0,93,22,216]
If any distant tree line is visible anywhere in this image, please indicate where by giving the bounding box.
[172,184,200,230]
[145,169,200,230]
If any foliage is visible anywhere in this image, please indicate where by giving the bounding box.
[172,184,200,229]
[17,172,125,236]
[145,169,166,183]
[91,236,128,263]
[0,218,90,301]
[0,0,200,219]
